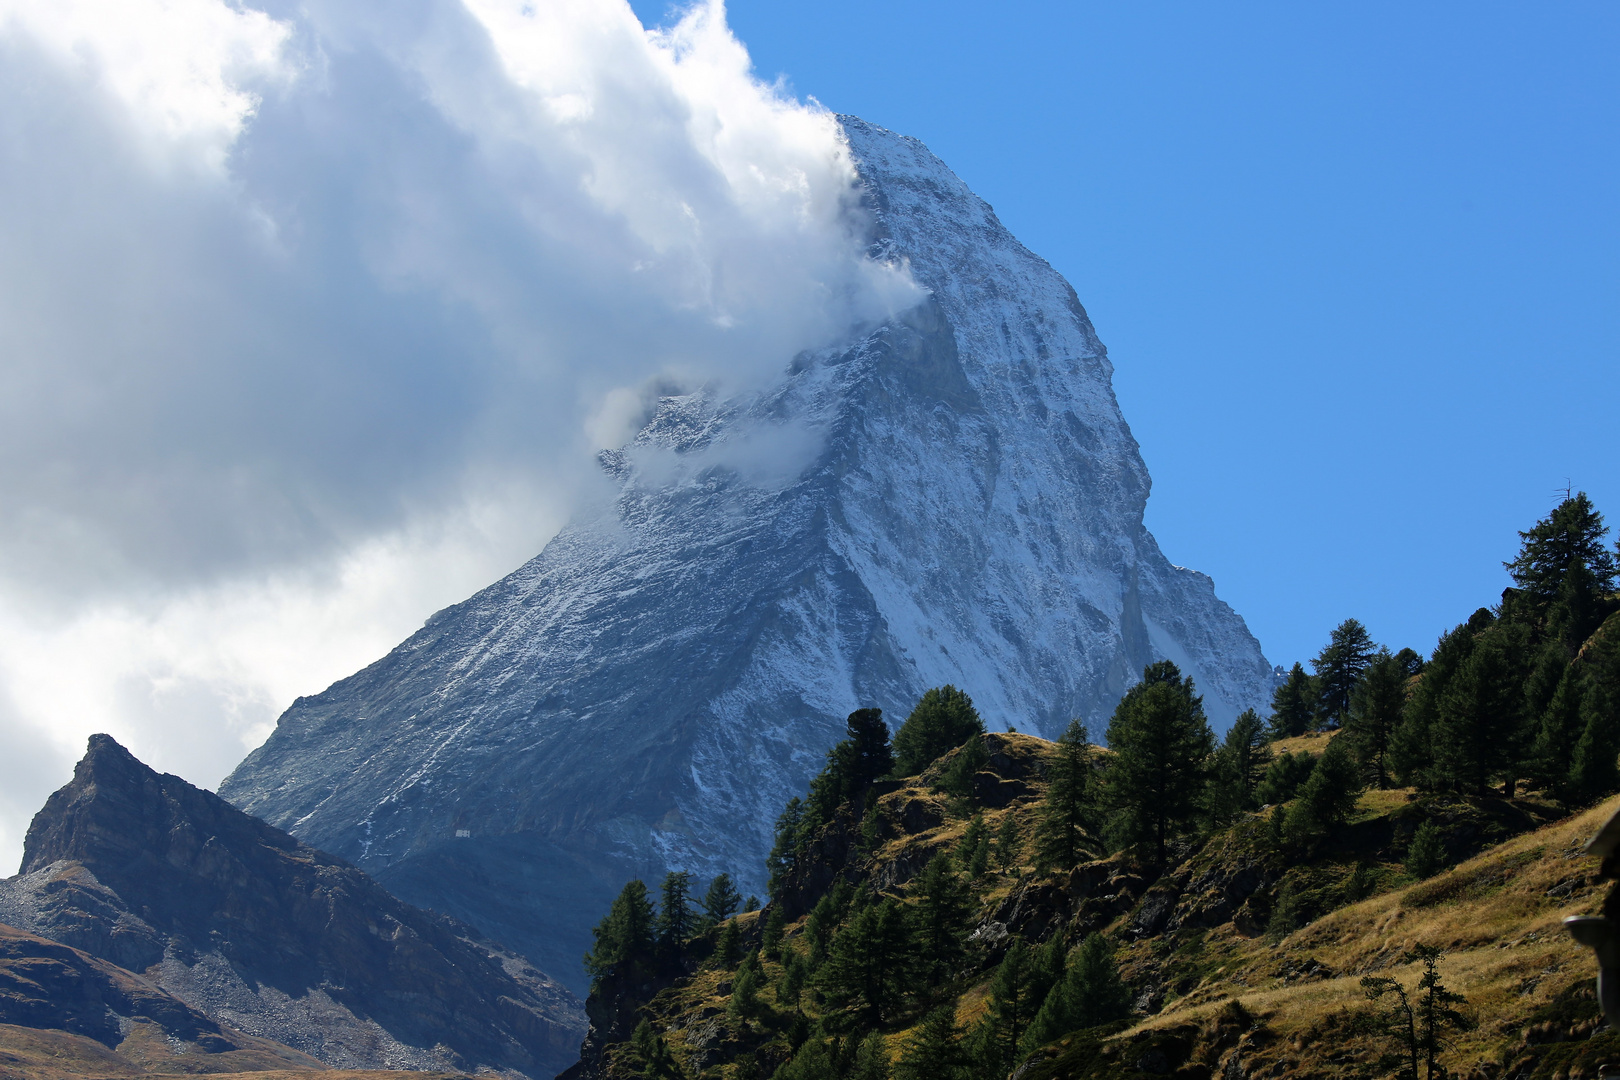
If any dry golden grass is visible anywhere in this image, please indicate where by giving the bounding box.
[1117,793,1620,1075]
[1267,729,1341,758]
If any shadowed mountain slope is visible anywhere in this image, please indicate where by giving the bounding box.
[0,736,583,1078]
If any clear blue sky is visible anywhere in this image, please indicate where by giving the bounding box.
[633,0,1620,670]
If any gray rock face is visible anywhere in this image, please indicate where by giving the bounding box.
[1,735,584,1077]
[219,116,1272,992]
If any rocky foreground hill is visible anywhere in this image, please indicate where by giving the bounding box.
[569,729,1620,1080]
[0,735,585,1078]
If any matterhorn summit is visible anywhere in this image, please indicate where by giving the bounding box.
[220,117,1273,989]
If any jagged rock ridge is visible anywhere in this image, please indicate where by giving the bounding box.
[0,735,584,1078]
[219,116,1273,991]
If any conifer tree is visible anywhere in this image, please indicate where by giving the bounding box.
[805,709,895,832]
[626,1019,685,1080]
[896,1005,967,1080]
[958,813,990,879]
[1405,820,1445,879]
[849,1032,890,1080]
[974,941,1044,1077]
[1532,667,1587,800]
[1504,492,1618,648]
[775,1038,835,1080]
[778,952,810,1007]
[1411,946,1471,1080]
[1433,624,1530,794]
[994,814,1023,873]
[1389,623,1476,788]
[696,873,742,934]
[1022,933,1129,1050]
[1254,750,1316,806]
[805,880,851,965]
[910,853,972,981]
[1281,738,1364,850]
[1102,661,1214,860]
[936,735,988,799]
[1032,719,1094,872]
[1569,688,1620,803]
[893,686,985,776]
[657,871,693,949]
[1394,648,1425,678]
[1268,663,1317,739]
[712,918,742,967]
[1347,650,1406,787]
[1313,619,1378,728]
[818,897,915,1027]
[584,879,656,984]
[1569,627,1620,802]
[728,953,762,1021]
[760,906,787,960]
[767,798,804,898]
[1205,709,1271,823]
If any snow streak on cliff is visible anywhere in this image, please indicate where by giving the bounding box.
[220,118,1272,990]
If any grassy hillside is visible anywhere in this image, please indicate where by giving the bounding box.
[573,730,1620,1080]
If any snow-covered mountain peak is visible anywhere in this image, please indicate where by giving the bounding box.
[219,117,1271,992]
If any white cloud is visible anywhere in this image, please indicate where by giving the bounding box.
[0,0,920,870]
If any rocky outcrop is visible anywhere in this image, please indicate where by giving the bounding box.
[0,735,584,1078]
[219,116,1273,992]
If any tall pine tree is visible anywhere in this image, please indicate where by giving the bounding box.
[1022,933,1129,1050]
[1347,649,1407,788]
[1032,719,1095,872]
[804,709,895,836]
[892,687,985,776]
[1205,709,1271,824]
[767,798,804,898]
[909,853,972,982]
[1433,624,1530,795]
[1504,492,1618,648]
[584,879,656,984]
[973,941,1044,1078]
[699,873,742,933]
[896,1006,967,1080]
[657,871,694,949]
[1269,663,1317,739]
[818,897,915,1028]
[1313,619,1378,728]
[1570,626,1620,802]
[1102,661,1214,860]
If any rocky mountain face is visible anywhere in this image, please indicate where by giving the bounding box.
[219,116,1273,992]
[0,735,584,1078]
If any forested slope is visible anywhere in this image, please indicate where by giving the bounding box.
[563,494,1620,1080]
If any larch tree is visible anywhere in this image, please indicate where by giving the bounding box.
[1102,661,1214,861]
[1504,492,1618,648]
[1347,649,1407,788]
[892,686,985,776]
[1313,618,1379,728]
[1269,663,1318,739]
[1032,719,1095,872]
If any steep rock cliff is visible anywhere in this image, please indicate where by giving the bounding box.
[219,117,1272,991]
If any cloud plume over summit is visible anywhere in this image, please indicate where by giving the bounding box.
[0,0,919,864]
